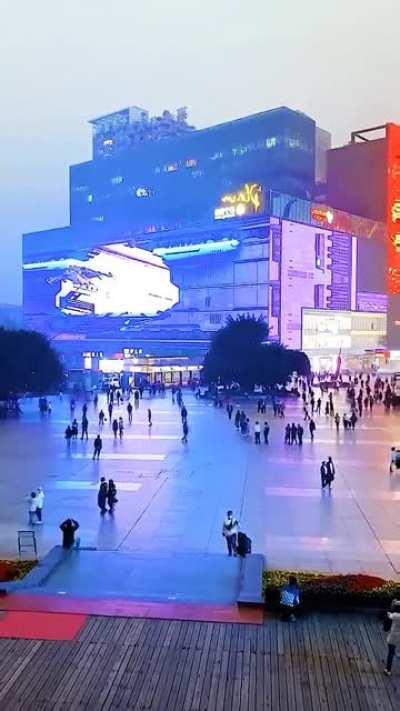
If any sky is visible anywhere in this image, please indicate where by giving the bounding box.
[1,0,399,304]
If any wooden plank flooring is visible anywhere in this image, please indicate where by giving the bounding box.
[0,613,399,710]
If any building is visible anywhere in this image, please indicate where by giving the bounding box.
[325,123,400,350]
[23,105,387,379]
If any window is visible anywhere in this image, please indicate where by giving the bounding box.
[210,313,222,324]
[210,151,223,160]
[265,137,277,148]
[315,234,325,269]
[87,194,94,203]
[103,139,113,147]
[185,158,197,168]
[191,170,203,178]
[92,215,104,222]
[288,137,300,148]
[111,176,123,185]
[164,163,178,172]
[72,184,88,192]
[314,285,324,308]
[205,296,211,308]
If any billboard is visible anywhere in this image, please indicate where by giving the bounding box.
[270,220,357,349]
[23,228,269,353]
[302,308,386,354]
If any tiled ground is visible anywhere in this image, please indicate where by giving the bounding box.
[1,389,400,578]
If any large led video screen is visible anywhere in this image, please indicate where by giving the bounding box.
[23,230,270,350]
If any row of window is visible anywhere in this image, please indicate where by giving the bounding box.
[72,134,310,200]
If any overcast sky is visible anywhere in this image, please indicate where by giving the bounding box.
[1,0,399,304]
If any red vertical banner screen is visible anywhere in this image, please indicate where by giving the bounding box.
[387,123,400,295]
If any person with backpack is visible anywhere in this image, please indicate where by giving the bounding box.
[222,510,239,556]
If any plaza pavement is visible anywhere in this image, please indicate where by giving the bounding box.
[1,389,400,580]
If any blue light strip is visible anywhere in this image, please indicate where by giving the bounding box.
[153,238,239,260]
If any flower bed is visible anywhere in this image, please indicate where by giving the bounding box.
[0,560,37,582]
[263,569,400,610]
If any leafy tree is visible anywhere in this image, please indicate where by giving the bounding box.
[203,315,310,389]
[0,328,64,399]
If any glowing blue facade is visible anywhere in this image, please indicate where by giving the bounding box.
[23,105,322,363]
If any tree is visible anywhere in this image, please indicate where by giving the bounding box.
[202,315,310,390]
[0,328,64,399]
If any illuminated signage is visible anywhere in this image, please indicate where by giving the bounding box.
[387,123,400,295]
[214,183,262,220]
[311,206,334,225]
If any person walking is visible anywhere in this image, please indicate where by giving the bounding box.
[227,403,233,420]
[384,600,400,675]
[290,422,297,445]
[234,409,241,430]
[81,415,89,441]
[263,421,270,444]
[316,398,322,415]
[326,456,335,490]
[71,419,79,439]
[309,419,316,442]
[284,423,291,444]
[334,412,340,432]
[297,424,304,446]
[65,425,72,446]
[108,401,113,421]
[181,404,188,422]
[320,461,327,488]
[98,409,105,428]
[254,421,261,444]
[35,487,45,524]
[98,477,108,514]
[118,416,124,439]
[112,418,119,438]
[148,408,152,427]
[182,419,189,443]
[127,402,133,424]
[107,479,118,512]
[93,434,102,460]
[222,510,239,556]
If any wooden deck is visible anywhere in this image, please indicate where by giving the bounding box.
[0,612,399,710]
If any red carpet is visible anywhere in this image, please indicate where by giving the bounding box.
[0,593,263,625]
[0,610,87,640]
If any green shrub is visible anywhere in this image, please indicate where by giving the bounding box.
[0,560,37,582]
[263,569,400,609]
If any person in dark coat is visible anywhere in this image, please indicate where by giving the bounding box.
[112,418,119,438]
[326,456,335,489]
[60,518,79,548]
[107,479,117,512]
[98,477,108,514]
[309,419,316,441]
[93,434,102,460]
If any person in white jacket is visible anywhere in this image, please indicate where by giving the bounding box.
[222,510,239,556]
[35,487,45,524]
[384,600,400,675]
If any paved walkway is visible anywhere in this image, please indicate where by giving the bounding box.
[1,391,400,577]
[0,613,399,710]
